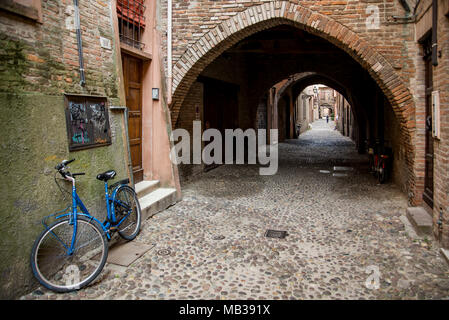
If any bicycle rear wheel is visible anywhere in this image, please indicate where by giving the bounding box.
[30,216,108,292]
[114,185,141,240]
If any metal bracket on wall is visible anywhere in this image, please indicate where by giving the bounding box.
[124,106,134,188]
[109,106,127,111]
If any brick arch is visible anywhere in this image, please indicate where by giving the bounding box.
[276,73,368,146]
[170,1,416,195]
[276,73,319,99]
[277,72,349,102]
[277,73,362,123]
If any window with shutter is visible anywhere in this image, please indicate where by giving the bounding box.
[0,0,42,22]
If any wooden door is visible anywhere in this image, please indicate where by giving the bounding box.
[202,78,239,164]
[122,53,144,183]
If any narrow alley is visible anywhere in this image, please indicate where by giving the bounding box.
[21,120,449,300]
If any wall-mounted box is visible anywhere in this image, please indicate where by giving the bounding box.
[152,88,159,100]
[64,94,112,151]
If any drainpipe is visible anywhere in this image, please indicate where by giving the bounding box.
[167,0,173,104]
[432,0,438,66]
[73,0,86,86]
[124,107,135,187]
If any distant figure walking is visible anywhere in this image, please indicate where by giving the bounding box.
[326,115,329,123]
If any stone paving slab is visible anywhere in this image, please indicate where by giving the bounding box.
[106,241,155,267]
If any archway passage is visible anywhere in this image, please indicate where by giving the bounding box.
[173,21,409,192]
[169,3,417,199]
[163,78,449,300]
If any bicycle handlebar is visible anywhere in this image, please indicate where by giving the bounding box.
[72,173,85,176]
[55,159,75,170]
[54,159,85,181]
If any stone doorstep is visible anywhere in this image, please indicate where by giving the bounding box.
[406,207,433,236]
[134,180,160,198]
[139,188,177,221]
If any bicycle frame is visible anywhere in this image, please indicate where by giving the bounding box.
[46,176,132,253]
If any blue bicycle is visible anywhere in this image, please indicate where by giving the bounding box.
[30,159,141,292]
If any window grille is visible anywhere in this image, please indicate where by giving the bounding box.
[117,0,146,50]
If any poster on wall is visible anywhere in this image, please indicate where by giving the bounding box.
[64,95,112,151]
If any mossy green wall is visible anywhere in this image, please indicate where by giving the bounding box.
[0,93,128,299]
[0,1,129,298]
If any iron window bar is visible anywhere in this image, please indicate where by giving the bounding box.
[117,0,146,50]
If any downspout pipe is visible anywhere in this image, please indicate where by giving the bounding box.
[73,0,86,86]
[124,107,134,187]
[167,0,172,104]
[432,0,438,66]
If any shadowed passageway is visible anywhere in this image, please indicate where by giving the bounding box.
[282,119,366,167]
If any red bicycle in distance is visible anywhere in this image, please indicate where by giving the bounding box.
[367,139,392,184]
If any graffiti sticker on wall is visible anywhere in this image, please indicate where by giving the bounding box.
[69,102,90,144]
[64,95,111,151]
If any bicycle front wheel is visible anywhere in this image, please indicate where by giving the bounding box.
[114,185,141,240]
[30,216,108,292]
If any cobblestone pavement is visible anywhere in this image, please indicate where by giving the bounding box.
[22,120,449,300]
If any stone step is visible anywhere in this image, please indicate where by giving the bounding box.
[406,207,433,236]
[139,188,177,221]
[441,248,449,267]
[135,180,160,198]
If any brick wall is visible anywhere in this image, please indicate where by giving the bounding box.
[0,0,120,97]
[430,0,449,246]
[165,0,417,102]
[165,0,414,75]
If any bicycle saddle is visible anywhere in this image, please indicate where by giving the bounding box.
[96,170,116,181]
